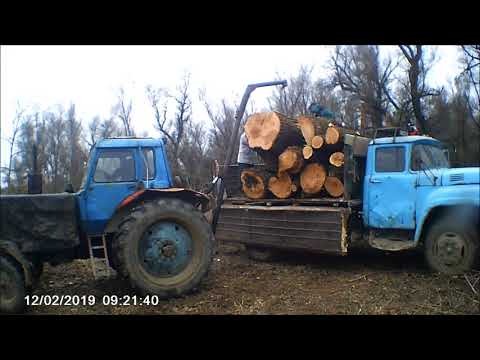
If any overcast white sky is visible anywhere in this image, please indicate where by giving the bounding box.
[0,45,462,169]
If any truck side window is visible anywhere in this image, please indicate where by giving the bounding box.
[142,148,155,180]
[94,150,136,183]
[375,147,405,172]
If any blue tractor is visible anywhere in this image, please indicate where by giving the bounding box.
[0,137,215,313]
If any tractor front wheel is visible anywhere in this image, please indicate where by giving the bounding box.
[113,199,214,298]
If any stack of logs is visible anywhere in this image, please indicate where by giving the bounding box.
[240,111,356,200]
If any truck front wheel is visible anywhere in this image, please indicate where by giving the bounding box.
[0,255,26,314]
[113,199,214,298]
[425,217,479,275]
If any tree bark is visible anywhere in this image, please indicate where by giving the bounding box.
[324,176,344,197]
[241,168,272,199]
[245,112,304,156]
[300,163,327,195]
[278,146,304,174]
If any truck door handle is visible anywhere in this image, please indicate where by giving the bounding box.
[370,178,383,183]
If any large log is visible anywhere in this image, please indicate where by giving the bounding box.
[300,163,327,195]
[297,116,332,145]
[278,146,304,174]
[245,112,304,156]
[324,176,344,197]
[241,168,271,199]
[268,172,299,199]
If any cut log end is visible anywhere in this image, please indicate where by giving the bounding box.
[300,163,327,195]
[278,146,304,174]
[241,169,267,199]
[325,126,341,145]
[297,116,315,145]
[268,172,294,199]
[311,135,324,149]
[244,112,281,151]
[303,145,313,159]
[324,176,344,197]
[329,152,345,167]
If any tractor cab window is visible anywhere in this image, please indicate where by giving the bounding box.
[142,148,156,180]
[375,146,405,172]
[94,150,136,183]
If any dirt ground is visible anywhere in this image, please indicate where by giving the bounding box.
[27,244,480,315]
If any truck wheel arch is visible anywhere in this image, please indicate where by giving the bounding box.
[418,205,480,245]
[104,188,212,234]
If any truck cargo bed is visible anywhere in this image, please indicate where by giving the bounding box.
[216,200,352,255]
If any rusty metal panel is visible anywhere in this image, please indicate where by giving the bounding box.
[216,204,350,254]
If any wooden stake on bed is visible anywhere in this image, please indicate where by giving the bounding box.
[300,163,327,195]
[241,168,271,199]
[324,176,344,197]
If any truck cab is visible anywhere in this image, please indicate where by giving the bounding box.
[363,135,479,273]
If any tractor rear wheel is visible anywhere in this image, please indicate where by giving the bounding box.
[0,255,26,314]
[113,199,214,298]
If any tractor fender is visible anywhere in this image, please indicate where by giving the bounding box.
[104,188,213,234]
[0,241,33,288]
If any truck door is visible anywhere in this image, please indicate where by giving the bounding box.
[84,148,139,234]
[366,145,416,229]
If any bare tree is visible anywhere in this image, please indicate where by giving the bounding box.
[330,45,397,128]
[398,45,440,134]
[147,74,192,175]
[458,45,480,128]
[2,103,25,192]
[114,87,134,136]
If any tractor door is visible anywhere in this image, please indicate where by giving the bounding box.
[84,148,139,234]
[365,144,416,229]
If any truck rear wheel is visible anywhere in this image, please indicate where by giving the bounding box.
[425,217,479,275]
[0,256,26,314]
[113,199,214,298]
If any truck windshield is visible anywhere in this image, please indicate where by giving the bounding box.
[411,144,450,170]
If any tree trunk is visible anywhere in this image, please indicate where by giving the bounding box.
[241,168,271,199]
[324,176,344,197]
[278,146,304,174]
[245,112,304,156]
[297,116,332,145]
[329,152,345,167]
[300,163,327,195]
[268,172,298,199]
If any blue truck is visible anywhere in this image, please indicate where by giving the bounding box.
[213,81,480,278]
[0,137,215,313]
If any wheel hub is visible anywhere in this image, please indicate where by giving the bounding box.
[435,232,466,266]
[139,221,193,277]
